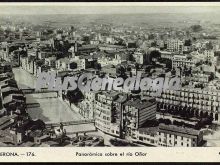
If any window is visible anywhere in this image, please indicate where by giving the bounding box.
[139,136,143,141]
[181,142,183,146]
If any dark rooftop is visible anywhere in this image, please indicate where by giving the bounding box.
[124,98,156,109]
[159,124,200,137]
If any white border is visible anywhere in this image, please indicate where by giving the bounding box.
[0,2,219,7]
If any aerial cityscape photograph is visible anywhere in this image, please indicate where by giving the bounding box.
[0,3,220,147]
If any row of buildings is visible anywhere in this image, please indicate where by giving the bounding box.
[3,77,207,147]
[0,22,217,147]
[79,91,206,147]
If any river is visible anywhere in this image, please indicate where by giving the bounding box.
[12,68,96,134]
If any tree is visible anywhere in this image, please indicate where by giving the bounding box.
[200,111,204,118]
[195,110,199,118]
[66,88,84,104]
[151,41,157,47]
[135,63,139,70]
[171,69,176,76]
[208,115,214,124]
[209,72,215,81]
[184,39,192,46]
[148,34,155,40]
[142,119,159,127]
[164,119,171,125]
[82,36,90,44]
[206,42,213,50]
[215,113,218,121]
[158,118,171,125]
[204,112,209,118]
[94,63,101,70]
[149,50,161,61]
[190,25,202,32]
[166,59,172,69]
[116,65,126,77]
[128,53,134,61]
[194,123,201,130]
[180,108,186,118]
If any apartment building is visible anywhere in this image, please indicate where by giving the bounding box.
[204,50,215,62]
[78,56,98,70]
[78,91,99,119]
[94,91,119,135]
[98,54,126,67]
[112,94,128,137]
[20,56,35,74]
[142,86,220,122]
[93,90,205,147]
[94,92,158,138]
[172,55,197,69]
[182,73,210,83]
[123,98,157,139]
[167,39,184,52]
[160,51,174,60]
[133,51,146,65]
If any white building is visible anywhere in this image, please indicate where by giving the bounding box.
[160,51,173,60]
[167,39,184,52]
[172,55,196,69]
[133,51,146,64]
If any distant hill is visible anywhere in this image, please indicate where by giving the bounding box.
[0,12,220,28]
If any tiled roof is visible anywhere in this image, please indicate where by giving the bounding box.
[115,94,128,103]
[138,126,159,135]
[159,124,200,137]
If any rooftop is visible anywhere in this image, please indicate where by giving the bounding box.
[124,98,156,109]
[100,91,119,98]
[138,126,159,135]
[99,44,126,48]
[159,124,200,137]
[114,94,128,103]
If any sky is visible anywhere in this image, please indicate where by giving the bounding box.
[0,3,220,15]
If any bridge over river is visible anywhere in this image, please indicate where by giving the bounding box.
[45,119,95,128]
[21,88,58,95]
